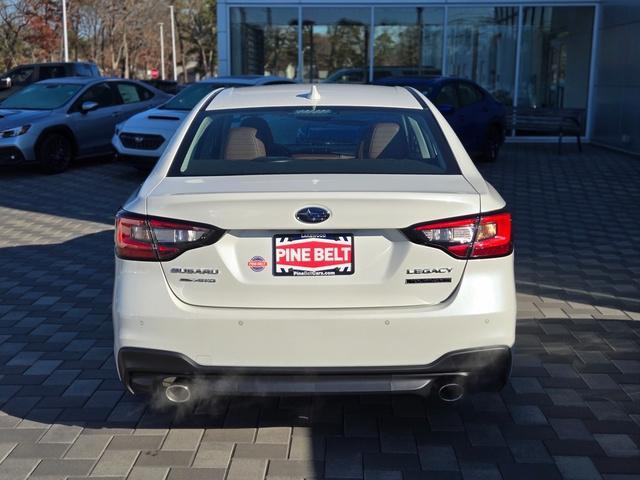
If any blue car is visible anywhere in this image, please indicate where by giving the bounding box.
[374,76,506,162]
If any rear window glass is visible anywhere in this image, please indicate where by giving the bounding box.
[169,107,458,176]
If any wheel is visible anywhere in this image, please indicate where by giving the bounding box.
[38,133,73,173]
[480,125,503,162]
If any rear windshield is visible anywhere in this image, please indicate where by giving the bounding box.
[169,107,458,176]
[1,83,81,110]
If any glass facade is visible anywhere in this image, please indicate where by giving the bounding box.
[228,4,597,136]
[517,7,594,111]
[230,7,298,78]
[374,8,444,79]
[447,7,518,106]
[302,8,370,83]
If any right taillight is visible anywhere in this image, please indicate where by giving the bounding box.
[471,212,512,258]
[115,210,224,261]
[405,211,512,259]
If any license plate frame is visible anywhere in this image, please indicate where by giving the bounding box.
[272,233,354,277]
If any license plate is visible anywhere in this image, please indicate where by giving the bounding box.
[273,233,354,276]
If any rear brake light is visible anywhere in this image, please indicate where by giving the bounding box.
[405,211,512,259]
[115,210,224,261]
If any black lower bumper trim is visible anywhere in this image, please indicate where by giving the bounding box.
[0,147,26,165]
[118,346,512,396]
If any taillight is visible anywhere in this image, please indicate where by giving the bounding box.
[115,210,224,261]
[405,211,512,259]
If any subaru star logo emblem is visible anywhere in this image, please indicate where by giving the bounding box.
[295,207,330,224]
[134,136,144,143]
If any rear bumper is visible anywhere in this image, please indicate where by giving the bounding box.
[114,254,516,366]
[119,345,512,396]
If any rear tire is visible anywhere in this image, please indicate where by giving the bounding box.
[480,126,503,163]
[38,133,73,174]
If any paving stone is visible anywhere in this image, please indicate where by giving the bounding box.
[268,460,324,477]
[29,459,94,477]
[161,429,203,451]
[466,424,506,447]
[192,442,234,468]
[227,458,268,480]
[167,467,226,480]
[508,439,553,464]
[9,442,68,459]
[135,450,194,467]
[550,418,593,440]
[594,434,640,458]
[509,405,548,425]
[92,449,139,476]
[127,466,170,480]
[418,445,459,471]
[203,428,255,443]
[0,458,40,480]
[64,434,111,459]
[554,456,603,480]
[234,443,288,459]
[256,426,291,444]
[39,424,82,444]
[459,462,502,480]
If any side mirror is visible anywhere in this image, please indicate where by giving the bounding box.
[80,100,99,113]
[437,103,456,115]
[0,77,11,90]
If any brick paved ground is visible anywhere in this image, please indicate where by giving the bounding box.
[0,144,639,480]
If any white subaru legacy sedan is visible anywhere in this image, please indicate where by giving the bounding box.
[113,84,515,403]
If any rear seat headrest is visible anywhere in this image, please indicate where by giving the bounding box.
[224,127,266,160]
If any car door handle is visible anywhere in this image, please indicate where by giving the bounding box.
[111,112,120,117]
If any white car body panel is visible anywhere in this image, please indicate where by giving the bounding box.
[113,255,515,367]
[112,106,188,159]
[113,84,516,396]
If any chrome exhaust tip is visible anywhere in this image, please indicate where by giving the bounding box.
[165,383,191,403]
[438,382,464,402]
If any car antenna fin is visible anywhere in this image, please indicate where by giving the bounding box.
[309,85,321,102]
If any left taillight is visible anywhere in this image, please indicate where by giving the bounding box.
[404,211,512,259]
[115,210,224,261]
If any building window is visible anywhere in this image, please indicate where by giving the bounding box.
[230,7,298,79]
[302,8,370,83]
[447,7,518,106]
[374,7,444,80]
[517,6,594,133]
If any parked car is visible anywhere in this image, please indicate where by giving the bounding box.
[324,66,441,84]
[142,79,180,95]
[374,76,506,162]
[0,62,101,100]
[113,84,515,404]
[113,75,296,169]
[0,77,170,173]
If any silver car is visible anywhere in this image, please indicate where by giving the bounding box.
[0,77,170,173]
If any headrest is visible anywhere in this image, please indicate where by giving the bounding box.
[368,122,400,159]
[224,127,266,160]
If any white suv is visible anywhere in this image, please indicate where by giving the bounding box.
[113,84,516,404]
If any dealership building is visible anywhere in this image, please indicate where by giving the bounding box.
[216,0,639,154]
